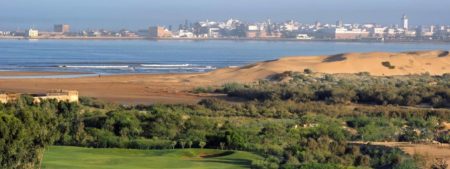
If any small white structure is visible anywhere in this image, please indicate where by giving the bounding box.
[296,34,313,40]
[401,14,409,30]
[26,29,39,38]
[176,30,195,38]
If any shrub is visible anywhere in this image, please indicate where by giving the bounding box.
[304,69,313,74]
[381,61,396,69]
[192,86,215,94]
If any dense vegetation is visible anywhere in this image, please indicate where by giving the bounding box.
[220,72,450,108]
[1,73,449,169]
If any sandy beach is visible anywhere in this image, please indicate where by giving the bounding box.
[0,50,449,104]
[0,71,90,77]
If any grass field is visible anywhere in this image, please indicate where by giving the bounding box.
[42,146,262,169]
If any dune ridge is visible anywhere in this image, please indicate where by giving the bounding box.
[196,50,450,82]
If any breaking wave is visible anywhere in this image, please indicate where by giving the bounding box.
[140,64,191,67]
[58,65,130,69]
[54,64,216,73]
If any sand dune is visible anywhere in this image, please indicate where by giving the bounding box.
[0,50,449,104]
[197,50,450,83]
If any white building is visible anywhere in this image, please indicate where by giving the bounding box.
[281,20,299,31]
[208,28,220,38]
[371,27,386,37]
[332,28,370,39]
[296,34,313,40]
[401,15,409,30]
[26,29,39,38]
[176,30,195,38]
[248,25,260,31]
[386,28,397,36]
[404,30,416,37]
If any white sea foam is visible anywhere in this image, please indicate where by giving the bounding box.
[140,64,191,67]
[59,65,130,69]
[137,66,216,70]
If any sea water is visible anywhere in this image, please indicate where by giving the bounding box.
[0,39,449,74]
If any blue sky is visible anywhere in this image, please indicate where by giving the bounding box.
[0,0,449,31]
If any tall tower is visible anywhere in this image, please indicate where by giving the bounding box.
[401,14,409,30]
[336,20,343,27]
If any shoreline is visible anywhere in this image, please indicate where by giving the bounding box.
[0,50,448,104]
[0,72,208,104]
[1,36,449,44]
[0,71,92,77]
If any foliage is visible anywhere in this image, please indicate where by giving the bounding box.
[3,73,448,168]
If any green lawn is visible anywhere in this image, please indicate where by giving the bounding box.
[42,146,262,169]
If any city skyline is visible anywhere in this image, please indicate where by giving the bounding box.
[0,0,449,30]
[0,15,445,32]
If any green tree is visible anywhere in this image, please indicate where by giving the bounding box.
[171,141,177,149]
[199,141,207,149]
[187,140,193,149]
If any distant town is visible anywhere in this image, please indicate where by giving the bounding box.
[1,15,449,42]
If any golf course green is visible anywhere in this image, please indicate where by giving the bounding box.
[41,146,262,169]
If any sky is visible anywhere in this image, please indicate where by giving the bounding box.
[0,0,449,31]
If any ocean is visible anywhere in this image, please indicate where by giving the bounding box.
[0,40,449,75]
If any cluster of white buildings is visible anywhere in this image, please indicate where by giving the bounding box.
[291,15,446,40]
[161,15,450,41]
[1,15,450,41]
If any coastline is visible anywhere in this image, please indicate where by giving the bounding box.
[1,36,449,44]
[0,71,91,77]
[0,50,448,104]
[0,72,208,104]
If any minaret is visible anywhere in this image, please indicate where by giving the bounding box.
[336,20,343,27]
[401,14,409,30]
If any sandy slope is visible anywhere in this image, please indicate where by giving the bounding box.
[197,50,450,83]
[0,50,449,103]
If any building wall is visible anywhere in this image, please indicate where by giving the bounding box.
[34,90,79,103]
[1,90,79,104]
[335,32,370,39]
[54,24,70,33]
[246,30,268,38]
[0,94,20,104]
[0,94,7,104]
[148,26,172,38]
[27,29,39,38]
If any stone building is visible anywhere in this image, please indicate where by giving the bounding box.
[33,90,79,103]
[0,93,20,104]
[0,90,79,104]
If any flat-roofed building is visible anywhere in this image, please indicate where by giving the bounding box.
[148,26,172,38]
[371,27,386,37]
[33,90,79,103]
[0,93,20,104]
[54,24,70,33]
[0,90,79,104]
[323,28,370,40]
[26,29,39,38]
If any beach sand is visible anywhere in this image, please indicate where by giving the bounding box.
[0,50,449,104]
[0,71,89,76]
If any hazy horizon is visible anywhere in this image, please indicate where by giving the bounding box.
[0,0,449,31]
